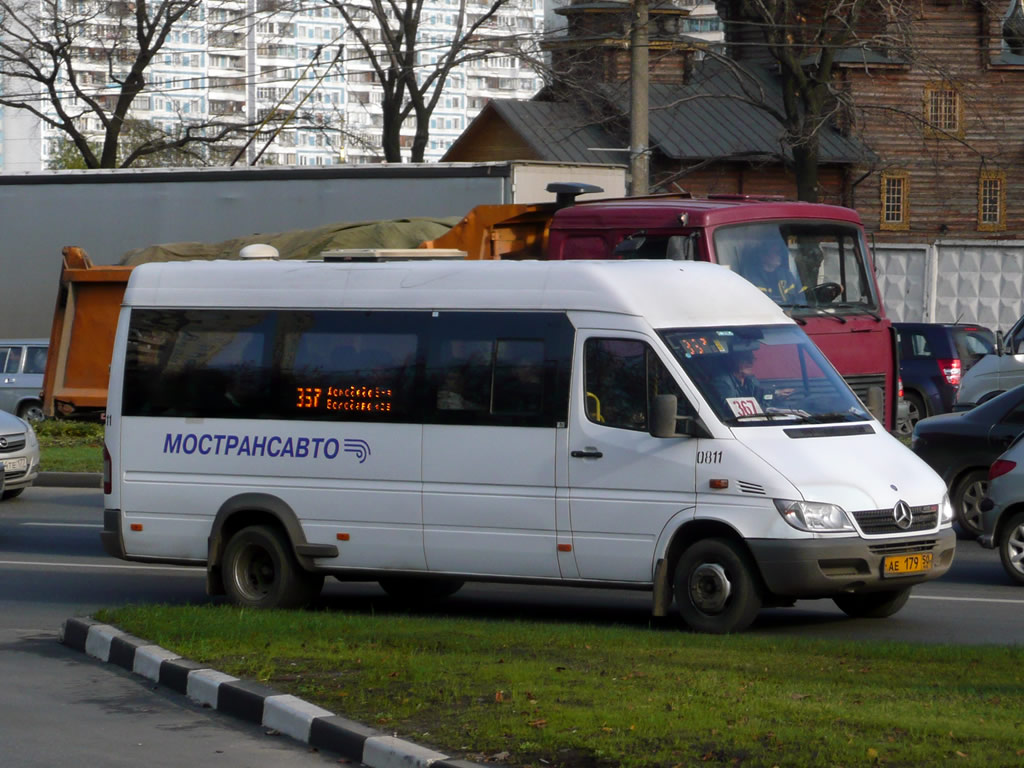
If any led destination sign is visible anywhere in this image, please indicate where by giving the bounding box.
[296,385,394,413]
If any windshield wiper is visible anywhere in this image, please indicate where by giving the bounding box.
[792,306,847,324]
[724,410,810,425]
[828,302,883,321]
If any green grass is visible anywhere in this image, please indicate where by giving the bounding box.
[96,604,1024,768]
[35,419,103,473]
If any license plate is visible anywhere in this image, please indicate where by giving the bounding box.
[883,552,933,577]
[2,457,27,473]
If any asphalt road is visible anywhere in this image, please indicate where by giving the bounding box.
[2,487,1022,765]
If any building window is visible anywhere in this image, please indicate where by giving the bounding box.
[880,172,910,231]
[924,83,963,139]
[978,171,1006,231]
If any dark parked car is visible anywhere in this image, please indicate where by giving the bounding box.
[896,322,995,433]
[912,384,1024,538]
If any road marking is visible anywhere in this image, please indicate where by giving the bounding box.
[20,523,103,528]
[0,559,199,573]
[911,594,1024,605]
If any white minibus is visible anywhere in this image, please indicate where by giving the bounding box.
[101,259,956,633]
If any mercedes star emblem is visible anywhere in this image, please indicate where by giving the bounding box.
[893,500,913,530]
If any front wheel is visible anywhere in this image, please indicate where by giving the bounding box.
[1,488,25,501]
[833,587,911,618]
[953,470,988,539]
[998,511,1024,585]
[223,525,324,609]
[673,538,762,634]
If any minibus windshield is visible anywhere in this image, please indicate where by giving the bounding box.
[659,325,873,426]
[712,221,877,311]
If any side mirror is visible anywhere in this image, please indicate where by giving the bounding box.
[613,232,647,257]
[650,394,700,438]
[996,330,1005,356]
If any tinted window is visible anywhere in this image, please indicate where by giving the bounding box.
[425,312,573,427]
[123,309,573,427]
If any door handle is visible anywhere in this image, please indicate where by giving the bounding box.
[571,449,604,459]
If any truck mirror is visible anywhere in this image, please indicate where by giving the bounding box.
[996,330,1005,356]
[613,234,646,257]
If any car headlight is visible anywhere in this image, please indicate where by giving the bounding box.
[938,493,954,525]
[774,499,854,532]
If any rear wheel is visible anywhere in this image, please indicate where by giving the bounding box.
[16,401,44,422]
[1,488,25,501]
[833,587,911,618]
[673,538,762,634]
[378,577,464,603]
[223,525,323,609]
[904,392,926,430]
[998,511,1024,585]
[953,470,988,539]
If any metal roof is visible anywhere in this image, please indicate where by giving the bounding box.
[459,60,868,168]
[485,100,625,165]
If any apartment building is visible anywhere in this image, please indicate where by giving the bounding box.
[0,0,545,170]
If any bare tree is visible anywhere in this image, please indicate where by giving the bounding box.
[713,0,914,202]
[322,0,522,162]
[0,0,265,168]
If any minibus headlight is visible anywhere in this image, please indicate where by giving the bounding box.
[774,499,854,532]
[939,493,954,525]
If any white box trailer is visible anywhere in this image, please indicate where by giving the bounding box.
[0,161,626,338]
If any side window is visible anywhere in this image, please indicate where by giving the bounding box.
[24,346,48,374]
[0,346,22,374]
[909,333,931,358]
[1012,323,1024,355]
[584,338,691,431]
[426,312,574,427]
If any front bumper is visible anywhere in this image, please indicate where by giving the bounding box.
[748,528,957,598]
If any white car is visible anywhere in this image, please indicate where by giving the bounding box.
[0,409,40,500]
[978,437,1024,585]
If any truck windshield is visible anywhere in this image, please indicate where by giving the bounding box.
[712,222,877,311]
[659,325,873,427]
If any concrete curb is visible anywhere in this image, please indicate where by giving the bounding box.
[60,616,483,768]
[36,471,102,488]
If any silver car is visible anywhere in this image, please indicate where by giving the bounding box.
[0,409,40,500]
[978,437,1024,584]
[0,339,48,421]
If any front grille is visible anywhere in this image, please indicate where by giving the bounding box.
[853,505,937,535]
[3,468,26,480]
[843,373,887,417]
[869,540,938,555]
[0,434,26,453]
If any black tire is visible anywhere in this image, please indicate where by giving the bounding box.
[378,577,464,603]
[1,488,25,501]
[998,511,1024,586]
[223,525,323,609]
[16,401,44,422]
[833,587,911,618]
[904,391,926,430]
[673,538,762,634]
[952,469,988,539]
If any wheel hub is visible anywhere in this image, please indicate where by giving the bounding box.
[689,563,731,614]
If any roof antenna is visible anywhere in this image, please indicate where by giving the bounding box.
[546,182,605,209]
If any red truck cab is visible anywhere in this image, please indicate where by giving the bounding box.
[544,195,897,428]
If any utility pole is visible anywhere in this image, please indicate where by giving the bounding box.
[629,0,650,196]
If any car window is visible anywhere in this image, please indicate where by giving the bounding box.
[23,346,48,374]
[0,346,23,374]
[908,332,932,358]
[954,330,994,364]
